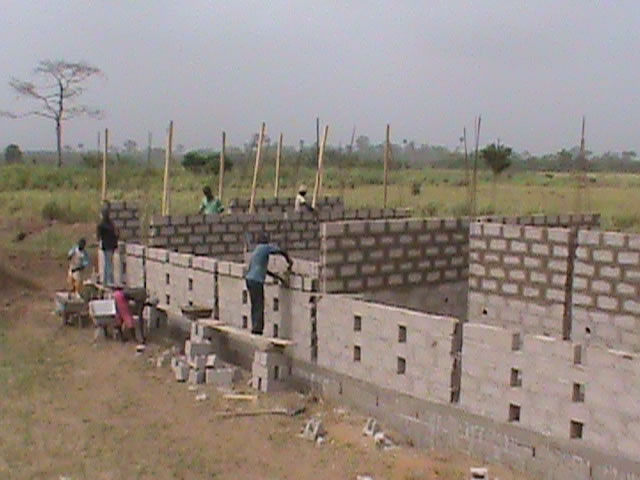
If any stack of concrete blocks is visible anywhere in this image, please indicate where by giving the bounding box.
[124,243,146,289]
[476,213,600,229]
[460,322,640,462]
[184,321,220,385]
[320,217,469,294]
[108,201,141,241]
[572,230,640,352]
[229,195,344,215]
[317,294,459,404]
[468,223,572,338]
[251,350,291,392]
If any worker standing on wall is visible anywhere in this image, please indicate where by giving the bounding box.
[245,233,293,336]
[199,186,224,215]
[294,184,314,213]
[97,206,119,286]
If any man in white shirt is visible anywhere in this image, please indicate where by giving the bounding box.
[294,184,314,213]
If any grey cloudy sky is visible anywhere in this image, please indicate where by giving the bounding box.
[0,1,638,154]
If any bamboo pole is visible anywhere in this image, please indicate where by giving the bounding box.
[274,132,283,198]
[249,122,266,214]
[463,127,471,212]
[312,125,329,208]
[101,128,108,202]
[162,120,174,216]
[218,131,226,201]
[471,116,481,217]
[383,124,390,208]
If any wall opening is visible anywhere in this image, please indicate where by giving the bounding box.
[353,345,361,362]
[242,315,248,329]
[273,323,279,338]
[273,297,279,312]
[397,356,406,374]
[274,365,280,380]
[165,273,170,285]
[165,294,170,305]
[572,383,585,402]
[570,420,583,439]
[510,368,522,387]
[508,404,521,422]
[511,333,522,351]
[353,315,362,332]
[188,278,193,291]
[573,345,582,365]
[398,325,407,343]
[242,290,248,305]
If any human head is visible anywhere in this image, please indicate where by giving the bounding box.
[101,205,110,221]
[256,233,269,244]
[298,184,307,196]
[78,238,86,250]
[203,186,213,199]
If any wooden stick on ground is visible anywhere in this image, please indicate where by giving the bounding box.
[383,123,390,208]
[249,122,266,214]
[215,408,289,418]
[162,120,174,216]
[312,125,329,209]
[219,131,226,202]
[101,128,108,202]
[274,132,283,198]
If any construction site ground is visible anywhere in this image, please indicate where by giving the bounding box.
[0,220,531,480]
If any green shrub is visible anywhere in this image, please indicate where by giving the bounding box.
[411,182,422,196]
[423,200,441,216]
[449,202,471,217]
[42,200,66,221]
[611,214,640,231]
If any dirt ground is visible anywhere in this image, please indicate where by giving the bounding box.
[0,227,532,480]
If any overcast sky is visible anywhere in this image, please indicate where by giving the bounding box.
[0,1,638,154]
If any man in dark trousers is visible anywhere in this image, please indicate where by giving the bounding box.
[245,233,292,335]
[96,205,119,286]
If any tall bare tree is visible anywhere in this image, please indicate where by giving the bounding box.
[2,60,103,167]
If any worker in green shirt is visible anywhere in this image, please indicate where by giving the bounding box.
[199,186,224,215]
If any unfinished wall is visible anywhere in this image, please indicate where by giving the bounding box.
[572,230,640,352]
[476,213,600,228]
[124,243,146,289]
[320,217,469,293]
[228,195,343,215]
[468,223,573,338]
[317,295,459,404]
[461,323,640,463]
[109,201,141,241]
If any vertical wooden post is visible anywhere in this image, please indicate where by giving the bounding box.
[218,131,226,201]
[162,120,174,216]
[471,116,482,217]
[312,125,329,209]
[146,132,152,167]
[101,128,108,202]
[383,123,390,208]
[463,127,471,212]
[274,133,283,198]
[249,122,266,214]
[97,131,101,154]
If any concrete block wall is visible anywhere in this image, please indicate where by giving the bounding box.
[320,217,469,293]
[476,213,600,229]
[468,223,573,338]
[229,195,343,215]
[572,230,640,352]
[148,208,410,261]
[109,201,141,241]
[124,243,146,288]
[461,323,640,462]
[317,294,459,404]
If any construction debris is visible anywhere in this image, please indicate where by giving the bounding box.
[195,393,208,402]
[374,431,396,450]
[301,417,325,442]
[215,408,288,418]
[470,467,489,479]
[362,418,381,437]
[223,394,258,401]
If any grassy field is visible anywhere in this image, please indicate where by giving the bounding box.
[1,164,640,248]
